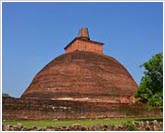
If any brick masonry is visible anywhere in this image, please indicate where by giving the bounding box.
[65,39,103,54]
[3,28,145,120]
[2,97,163,120]
[21,51,138,104]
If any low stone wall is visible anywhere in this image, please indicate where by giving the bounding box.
[2,120,163,131]
[2,97,162,120]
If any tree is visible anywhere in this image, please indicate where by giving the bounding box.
[2,93,11,97]
[135,52,163,106]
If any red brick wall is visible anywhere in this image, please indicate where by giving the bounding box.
[2,97,163,120]
[65,40,103,54]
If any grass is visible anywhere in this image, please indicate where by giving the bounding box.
[3,117,163,128]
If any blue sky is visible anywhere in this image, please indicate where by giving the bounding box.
[2,2,163,97]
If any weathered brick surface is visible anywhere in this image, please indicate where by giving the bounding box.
[78,28,90,40]
[4,28,161,121]
[65,38,103,54]
[21,51,138,103]
[64,28,103,54]
[2,97,162,120]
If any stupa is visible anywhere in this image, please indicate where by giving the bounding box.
[21,28,138,103]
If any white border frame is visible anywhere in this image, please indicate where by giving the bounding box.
[0,1,164,133]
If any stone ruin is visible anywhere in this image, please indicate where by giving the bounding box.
[21,28,138,103]
[2,28,162,120]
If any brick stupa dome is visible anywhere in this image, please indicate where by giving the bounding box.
[21,28,138,103]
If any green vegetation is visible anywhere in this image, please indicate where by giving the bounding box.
[2,93,11,97]
[123,120,136,131]
[3,117,162,128]
[135,53,163,106]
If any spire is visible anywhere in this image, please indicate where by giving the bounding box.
[78,28,90,40]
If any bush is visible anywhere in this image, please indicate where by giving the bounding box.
[124,120,137,131]
[2,93,11,97]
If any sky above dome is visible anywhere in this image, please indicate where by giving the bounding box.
[2,2,163,97]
